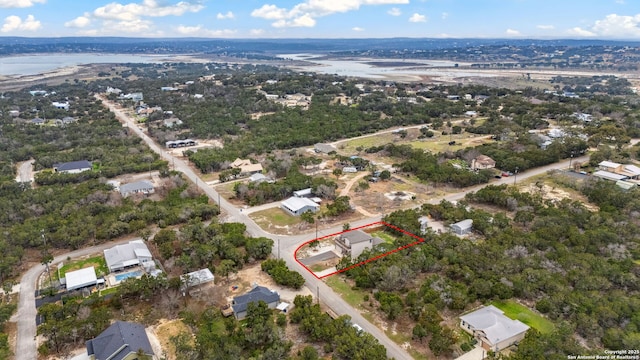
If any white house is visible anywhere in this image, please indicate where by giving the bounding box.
[460,305,530,352]
[451,219,473,235]
[51,101,70,110]
[103,240,153,273]
[281,197,320,216]
[334,229,384,260]
[180,268,215,292]
[293,188,312,198]
[119,180,154,197]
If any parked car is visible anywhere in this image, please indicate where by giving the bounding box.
[501,172,510,177]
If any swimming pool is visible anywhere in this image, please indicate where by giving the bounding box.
[115,270,143,282]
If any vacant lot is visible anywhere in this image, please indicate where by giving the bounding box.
[250,207,305,234]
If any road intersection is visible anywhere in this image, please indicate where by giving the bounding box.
[12,95,589,360]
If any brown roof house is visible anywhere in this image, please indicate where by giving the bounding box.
[334,229,384,260]
[472,155,496,170]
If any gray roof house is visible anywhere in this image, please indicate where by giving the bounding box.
[281,197,320,216]
[334,229,384,260]
[53,160,92,174]
[86,321,154,360]
[119,180,154,197]
[460,305,529,352]
[314,143,336,154]
[232,285,280,320]
[104,240,153,273]
[451,219,473,235]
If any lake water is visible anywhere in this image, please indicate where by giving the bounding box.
[280,53,494,79]
[0,53,165,76]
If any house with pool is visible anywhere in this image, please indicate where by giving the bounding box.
[103,240,153,273]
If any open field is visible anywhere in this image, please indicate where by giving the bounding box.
[250,207,304,234]
[369,231,396,244]
[491,300,555,334]
[154,319,196,360]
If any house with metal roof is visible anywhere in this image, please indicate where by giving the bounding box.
[86,321,154,360]
[280,197,320,216]
[119,180,154,197]
[53,160,92,174]
[180,268,215,292]
[232,285,280,320]
[450,219,473,235]
[103,240,152,273]
[65,266,98,292]
[334,229,384,260]
[460,305,529,352]
[293,188,312,198]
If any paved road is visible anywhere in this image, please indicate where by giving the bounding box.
[14,95,590,360]
[12,238,133,360]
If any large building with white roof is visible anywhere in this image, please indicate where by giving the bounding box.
[103,240,153,273]
[459,305,530,352]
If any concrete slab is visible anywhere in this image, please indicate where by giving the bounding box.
[454,346,486,360]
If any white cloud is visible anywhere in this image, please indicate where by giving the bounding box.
[537,24,554,30]
[409,13,426,23]
[0,0,45,8]
[216,11,235,20]
[175,25,236,37]
[387,7,401,16]
[252,0,409,28]
[506,28,521,36]
[273,13,316,28]
[441,12,448,20]
[567,27,596,37]
[93,0,204,21]
[565,13,640,38]
[65,15,91,28]
[591,13,640,37]
[251,4,289,20]
[1,14,41,32]
[250,28,264,35]
[352,26,364,31]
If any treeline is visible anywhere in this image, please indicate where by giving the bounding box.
[261,259,305,289]
[0,176,219,283]
[333,179,640,357]
[152,220,273,276]
[369,144,493,187]
[233,168,337,206]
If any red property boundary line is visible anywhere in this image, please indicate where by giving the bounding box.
[294,221,425,279]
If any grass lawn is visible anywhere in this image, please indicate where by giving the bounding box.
[99,287,118,296]
[324,276,366,308]
[491,300,555,334]
[370,231,396,245]
[339,134,395,154]
[58,255,108,279]
[251,207,303,227]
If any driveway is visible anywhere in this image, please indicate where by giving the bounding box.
[454,345,486,360]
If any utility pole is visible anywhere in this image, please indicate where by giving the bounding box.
[514,167,519,185]
[277,238,280,259]
[569,153,574,171]
[41,230,53,287]
[315,219,318,241]
[317,285,320,304]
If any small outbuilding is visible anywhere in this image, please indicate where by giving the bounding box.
[65,266,98,292]
[450,219,473,235]
[180,268,215,292]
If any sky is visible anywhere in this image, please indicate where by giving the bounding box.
[0,0,639,39]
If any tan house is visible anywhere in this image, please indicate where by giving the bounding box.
[459,305,529,352]
[231,158,264,176]
[472,155,496,170]
[334,229,384,260]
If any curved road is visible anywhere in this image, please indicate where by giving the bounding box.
[14,94,589,360]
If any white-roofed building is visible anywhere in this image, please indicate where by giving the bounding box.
[293,188,312,198]
[593,170,628,182]
[599,161,622,172]
[65,266,98,291]
[281,197,320,216]
[180,268,215,292]
[103,240,152,273]
[119,180,154,197]
[451,219,473,235]
[460,305,530,352]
